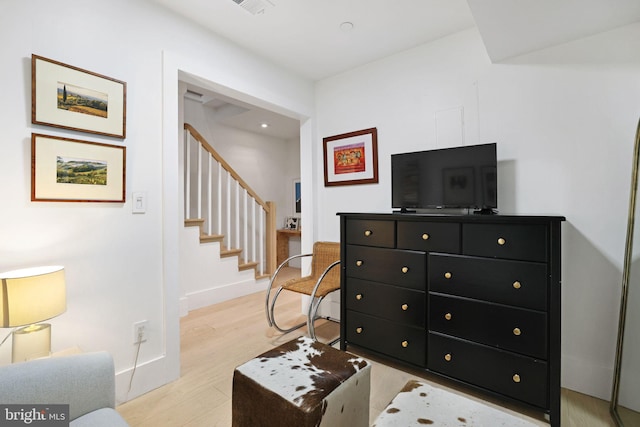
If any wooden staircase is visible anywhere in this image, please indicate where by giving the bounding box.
[185,218,270,280]
[183,123,276,281]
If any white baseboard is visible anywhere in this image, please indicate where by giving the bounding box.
[115,354,175,404]
[179,296,189,318]
[185,278,266,312]
[562,353,612,401]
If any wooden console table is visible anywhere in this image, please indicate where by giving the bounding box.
[277,229,301,265]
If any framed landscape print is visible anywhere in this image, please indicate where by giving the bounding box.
[323,127,379,186]
[31,133,126,202]
[32,55,127,138]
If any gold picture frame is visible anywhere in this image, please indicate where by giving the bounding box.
[32,54,127,139]
[31,133,126,202]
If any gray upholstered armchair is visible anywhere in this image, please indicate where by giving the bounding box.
[0,351,129,426]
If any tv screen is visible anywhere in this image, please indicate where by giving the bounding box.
[391,143,497,212]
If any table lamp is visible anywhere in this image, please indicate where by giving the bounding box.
[0,266,66,362]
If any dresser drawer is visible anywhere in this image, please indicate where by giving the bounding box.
[345,219,395,248]
[462,223,547,262]
[429,294,547,359]
[345,278,425,327]
[429,253,547,311]
[346,245,427,290]
[346,311,426,367]
[397,221,461,253]
[428,333,548,408]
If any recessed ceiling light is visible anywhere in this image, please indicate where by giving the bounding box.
[261,123,269,128]
[340,21,354,32]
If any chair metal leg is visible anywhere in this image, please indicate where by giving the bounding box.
[327,335,340,346]
[305,260,341,341]
[265,252,312,327]
[267,256,341,341]
[307,296,342,343]
[307,296,324,340]
[269,287,307,334]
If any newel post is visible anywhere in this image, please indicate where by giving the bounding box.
[265,201,277,275]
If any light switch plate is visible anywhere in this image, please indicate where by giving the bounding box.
[132,191,147,214]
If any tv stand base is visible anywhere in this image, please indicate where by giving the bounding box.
[473,208,498,215]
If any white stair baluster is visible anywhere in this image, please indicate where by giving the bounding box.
[217,164,222,235]
[259,208,264,276]
[252,200,257,269]
[243,189,248,265]
[197,143,202,219]
[207,154,212,235]
[226,170,231,249]
[185,130,191,219]
[235,181,240,250]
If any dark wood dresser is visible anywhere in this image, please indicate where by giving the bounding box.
[338,212,565,426]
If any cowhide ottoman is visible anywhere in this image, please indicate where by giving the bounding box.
[372,379,536,426]
[232,336,371,427]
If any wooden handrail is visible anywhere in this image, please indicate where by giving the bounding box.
[184,123,270,213]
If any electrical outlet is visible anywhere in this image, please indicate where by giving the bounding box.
[133,320,148,344]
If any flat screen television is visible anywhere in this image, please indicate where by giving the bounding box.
[391,143,497,213]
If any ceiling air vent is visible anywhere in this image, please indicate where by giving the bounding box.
[232,0,274,15]
[184,89,203,102]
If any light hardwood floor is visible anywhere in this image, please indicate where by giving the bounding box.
[117,268,615,427]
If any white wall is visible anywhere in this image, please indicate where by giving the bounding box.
[0,0,313,402]
[3,0,636,407]
[314,25,640,400]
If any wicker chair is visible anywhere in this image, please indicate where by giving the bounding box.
[265,241,341,341]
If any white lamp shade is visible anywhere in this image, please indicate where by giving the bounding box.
[0,266,66,327]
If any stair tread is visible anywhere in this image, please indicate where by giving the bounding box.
[239,261,259,271]
[221,247,242,257]
[200,234,224,243]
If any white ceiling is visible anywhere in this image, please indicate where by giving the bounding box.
[154,0,640,140]
[468,0,640,62]
[184,83,301,140]
[151,0,477,81]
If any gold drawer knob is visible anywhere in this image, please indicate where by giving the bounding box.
[401,266,409,273]
[401,304,409,311]
[356,294,363,300]
[513,374,521,383]
[445,313,452,321]
[444,272,452,279]
[356,260,363,267]
[498,237,506,246]
[356,327,363,334]
[513,281,522,289]
[401,340,409,348]
[364,230,372,237]
[513,327,521,336]
[422,233,430,240]
[444,353,452,362]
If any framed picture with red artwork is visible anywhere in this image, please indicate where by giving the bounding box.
[323,127,378,187]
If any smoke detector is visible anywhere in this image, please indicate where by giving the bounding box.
[232,0,274,15]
